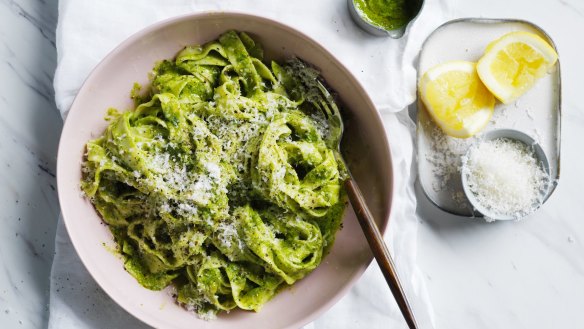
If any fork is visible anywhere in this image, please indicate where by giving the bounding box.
[313,80,419,329]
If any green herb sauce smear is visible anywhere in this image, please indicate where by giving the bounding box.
[353,0,413,30]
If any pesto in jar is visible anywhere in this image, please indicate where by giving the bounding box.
[354,0,414,30]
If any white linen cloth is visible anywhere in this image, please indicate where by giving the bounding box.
[50,0,448,328]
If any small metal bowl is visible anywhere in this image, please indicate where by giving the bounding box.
[461,129,551,221]
[347,0,425,38]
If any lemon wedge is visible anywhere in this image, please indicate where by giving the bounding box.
[419,61,495,138]
[477,31,558,104]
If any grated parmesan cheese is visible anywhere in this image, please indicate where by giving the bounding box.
[216,221,243,250]
[424,122,474,210]
[462,137,550,220]
[204,161,221,181]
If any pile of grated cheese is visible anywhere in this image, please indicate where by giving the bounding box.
[462,137,550,220]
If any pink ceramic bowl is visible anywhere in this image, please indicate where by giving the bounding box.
[57,12,393,329]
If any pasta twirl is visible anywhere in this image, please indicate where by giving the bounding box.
[81,30,346,319]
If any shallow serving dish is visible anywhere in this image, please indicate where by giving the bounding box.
[416,18,561,217]
[57,12,393,329]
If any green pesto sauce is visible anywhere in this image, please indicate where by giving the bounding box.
[81,30,347,318]
[354,0,413,30]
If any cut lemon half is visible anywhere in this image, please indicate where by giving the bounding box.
[477,31,558,104]
[419,61,495,138]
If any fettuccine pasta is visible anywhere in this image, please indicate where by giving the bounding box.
[81,30,346,319]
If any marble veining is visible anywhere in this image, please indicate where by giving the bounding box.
[0,0,61,328]
[2,0,584,328]
[558,0,584,17]
[5,0,57,47]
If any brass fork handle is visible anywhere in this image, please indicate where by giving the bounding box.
[344,179,418,329]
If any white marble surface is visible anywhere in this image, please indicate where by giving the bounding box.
[0,0,61,328]
[2,0,584,328]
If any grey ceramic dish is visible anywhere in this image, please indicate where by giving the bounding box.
[416,18,561,218]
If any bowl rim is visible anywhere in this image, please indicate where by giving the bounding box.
[57,10,394,329]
